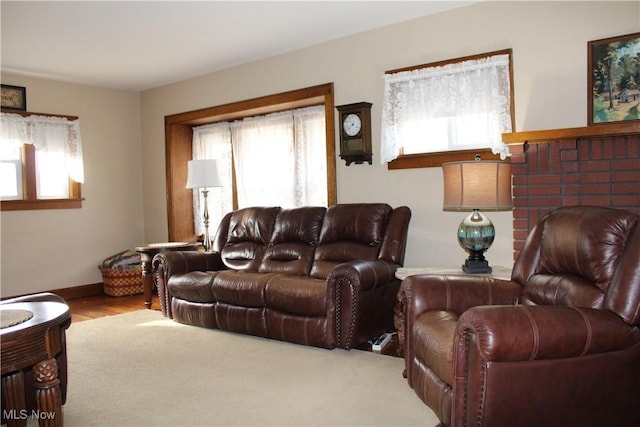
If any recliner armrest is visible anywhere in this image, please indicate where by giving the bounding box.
[457,305,640,362]
[399,274,522,320]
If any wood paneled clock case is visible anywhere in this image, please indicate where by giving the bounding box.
[336,102,372,165]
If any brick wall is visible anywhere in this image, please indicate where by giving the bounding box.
[510,133,640,259]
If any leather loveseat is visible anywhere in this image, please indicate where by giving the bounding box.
[396,206,640,427]
[155,203,411,350]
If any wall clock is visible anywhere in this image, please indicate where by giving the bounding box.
[336,102,372,165]
[1,85,27,111]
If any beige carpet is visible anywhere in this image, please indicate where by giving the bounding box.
[57,309,438,427]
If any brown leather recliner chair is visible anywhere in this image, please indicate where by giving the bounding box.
[397,206,640,427]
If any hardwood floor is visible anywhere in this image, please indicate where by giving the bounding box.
[67,293,160,323]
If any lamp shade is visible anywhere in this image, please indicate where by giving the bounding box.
[442,160,512,211]
[186,159,223,189]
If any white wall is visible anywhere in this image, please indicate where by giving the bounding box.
[0,75,143,297]
[140,1,639,269]
[2,1,637,297]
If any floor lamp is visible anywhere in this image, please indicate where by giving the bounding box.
[186,159,223,252]
[442,157,512,274]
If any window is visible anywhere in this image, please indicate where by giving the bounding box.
[0,112,84,210]
[192,106,327,237]
[381,49,514,169]
[164,83,336,242]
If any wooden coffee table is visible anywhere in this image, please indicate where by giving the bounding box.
[1,300,71,427]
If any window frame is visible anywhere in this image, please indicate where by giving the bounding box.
[383,49,515,169]
[0,109,83,211]
[164,83,337,242]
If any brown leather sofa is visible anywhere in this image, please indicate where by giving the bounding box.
[155,203,411,350]
[396,206,640,427]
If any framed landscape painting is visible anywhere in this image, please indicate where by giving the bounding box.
[588,32,640,125]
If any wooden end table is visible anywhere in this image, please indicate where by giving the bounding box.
[135,242,201,309]
[1,301,71,427]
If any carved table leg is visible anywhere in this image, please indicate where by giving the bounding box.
[33,358,62,427]
[140,254,153,309]
[2,371,27,427]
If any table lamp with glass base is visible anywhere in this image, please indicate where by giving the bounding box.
[442,157,512,274]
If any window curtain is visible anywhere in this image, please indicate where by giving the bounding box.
[292,106,327,206]
[0,112,84,182]
[380,53,512,163]
[191,122,233,238]
[192,105,326,236]
[231,111,295,207]
[231,105,326,208]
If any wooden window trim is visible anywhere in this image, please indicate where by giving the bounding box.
[387,149,503,169]
[384,49,515,169]
[0,109,84,211]
[164,83,336,242]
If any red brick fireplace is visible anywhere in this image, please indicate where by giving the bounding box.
[503,123,639,260]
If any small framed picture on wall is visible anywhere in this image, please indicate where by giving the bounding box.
[588,32,640,125]
[1,84,27,111]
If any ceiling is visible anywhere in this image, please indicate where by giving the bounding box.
[1,1,473,92]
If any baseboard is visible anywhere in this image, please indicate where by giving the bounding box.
[52,283,104,300]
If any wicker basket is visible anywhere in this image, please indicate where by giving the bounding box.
[100,250,143,297]
[100,265,143,296]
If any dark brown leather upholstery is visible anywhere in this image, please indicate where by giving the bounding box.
[155,203,411,350]
[397,206,640,427]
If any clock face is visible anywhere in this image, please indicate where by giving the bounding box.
[343,113,362,137]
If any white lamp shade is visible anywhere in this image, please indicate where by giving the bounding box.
[442,160,512,211]
[186,159,223,189]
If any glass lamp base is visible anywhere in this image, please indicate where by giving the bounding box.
[457,210,495,274]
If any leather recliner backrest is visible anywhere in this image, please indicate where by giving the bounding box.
[310,203,392,279]
[513,206,639,317]
[258,206,326,276]
[219,207,281,271]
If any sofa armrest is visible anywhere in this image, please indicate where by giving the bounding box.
[327,259,397,292]
[326,260,399,349]
[153,251,226,318]
[456,305,640,362]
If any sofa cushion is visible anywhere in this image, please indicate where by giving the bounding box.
[220,207,281,271]
[168,272,217,303]
[310,203,392,279]
[212,270,276,307]
[258,207,326,276]
[265,275,327,316]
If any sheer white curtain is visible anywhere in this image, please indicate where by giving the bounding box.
[293,106,327,206]
[192,105,327,237]
[0,113,84,183]
[380,53,512,163]
[231,105,326,208]
[232,111,295,207]
[192,122,233,238]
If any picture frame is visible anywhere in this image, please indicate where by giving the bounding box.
[1,84,27,111]
[588,32,640,125]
